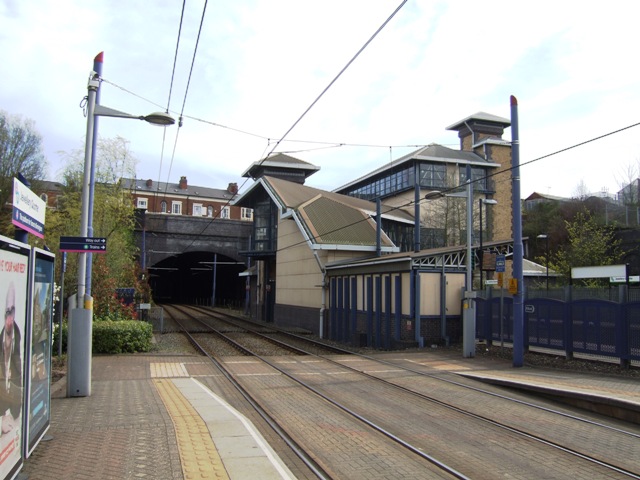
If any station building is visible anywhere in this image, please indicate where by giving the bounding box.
[236,111,515,347]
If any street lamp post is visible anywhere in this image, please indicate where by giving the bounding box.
[423,171,475,358]
[479,198,498,289]
[537,234,549,292]
[68,52,175,397]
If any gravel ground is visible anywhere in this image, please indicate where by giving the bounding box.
[476,343,640,378]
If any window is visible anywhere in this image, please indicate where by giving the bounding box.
[241,207,253,221]
[137,197,148,209]
[252,198,275,252]
[160,200,167,213]
[459,166,487,191]
[193,203,203,216]
[419,163,447,188]
[172,201,182,215]
[220,206,230,219]
[207,206,213,217]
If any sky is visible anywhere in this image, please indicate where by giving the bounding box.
[2,0,640,200]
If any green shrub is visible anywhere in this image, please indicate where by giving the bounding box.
[92,320,153,354]
[54,320,152,354]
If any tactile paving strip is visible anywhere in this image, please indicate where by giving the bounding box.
[151,362,190,378]
[153,379,230,480]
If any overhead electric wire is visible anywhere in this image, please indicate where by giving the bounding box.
[100,79,444,152]
[166,0,187,113]
[97,3,640,261]
[176,0,409,254]
[155,0,187,194]
[97,79,640,251]
[270,119,640,255]
[163,0,208,198]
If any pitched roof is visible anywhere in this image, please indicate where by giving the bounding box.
[237,175,412,250]
[121,177,235,200]
[335,143,499,192]
[445,111,511,131]
[241,152,320,179]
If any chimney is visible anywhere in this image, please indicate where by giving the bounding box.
[146,179,153,188]
[227,182,238,195]
[179,176,188,190]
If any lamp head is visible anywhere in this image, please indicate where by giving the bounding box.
[424,191,445,200]
[144,111,176,126]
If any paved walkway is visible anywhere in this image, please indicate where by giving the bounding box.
[19,352,640,479]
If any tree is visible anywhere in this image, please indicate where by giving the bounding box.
[46,136,145,319]
[572,179,590,201]
[547,209,624,283]
[0,110,47,229]
[615,161,639,206]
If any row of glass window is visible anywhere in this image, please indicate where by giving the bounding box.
[344,163,491,200]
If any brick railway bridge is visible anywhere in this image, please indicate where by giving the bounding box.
[135,212,252,306]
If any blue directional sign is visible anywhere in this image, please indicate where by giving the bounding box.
[496,254,506,273]
[59,236,107,253]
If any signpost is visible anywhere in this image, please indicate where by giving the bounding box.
[59,236,107,253]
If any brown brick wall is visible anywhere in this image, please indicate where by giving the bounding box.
[488,144,513,241]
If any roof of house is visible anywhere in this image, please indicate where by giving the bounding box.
[445,111,511,131]
[524,192,570,202]
[523,258,559,277]
[241,152,320,179]
[121,177,236,201]
[236,175,413,250]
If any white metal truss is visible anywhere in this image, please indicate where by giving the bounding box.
[411,241,514,271]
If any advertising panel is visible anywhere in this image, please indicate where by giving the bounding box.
[0,236,30,480]
[24,248,54,457]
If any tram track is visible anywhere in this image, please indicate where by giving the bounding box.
[161,306,640,478]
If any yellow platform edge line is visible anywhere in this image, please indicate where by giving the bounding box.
[153,378,230,480]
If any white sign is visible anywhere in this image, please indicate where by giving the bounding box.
[572,264,626,280]
[610,276,640,283]
[485,279,498,285]
[12,178,46,239]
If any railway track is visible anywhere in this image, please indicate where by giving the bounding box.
[163,304,640,479]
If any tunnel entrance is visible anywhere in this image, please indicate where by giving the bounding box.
[148,251,246,307]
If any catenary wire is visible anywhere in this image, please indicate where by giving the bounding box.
[163,0,208,200]
[270,120,640,255]
[174,0,409,253]
[154,0,187,201]
[98,74,640,255]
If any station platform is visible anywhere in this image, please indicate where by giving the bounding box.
[20,351,640,479]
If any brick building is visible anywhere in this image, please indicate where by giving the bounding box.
[122,176,252,221]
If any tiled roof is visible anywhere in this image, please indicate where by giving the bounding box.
[121,177,235,200]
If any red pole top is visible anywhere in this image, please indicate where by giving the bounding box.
[94,52,104,63]
[510,95,518,106]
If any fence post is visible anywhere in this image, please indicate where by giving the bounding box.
[564,286,573,360]
[618,302,630,369]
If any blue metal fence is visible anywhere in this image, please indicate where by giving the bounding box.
[476,296,640,365]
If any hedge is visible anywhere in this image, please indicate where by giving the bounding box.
[53,320,152,355]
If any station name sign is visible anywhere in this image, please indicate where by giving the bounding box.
[59,236,107,253]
